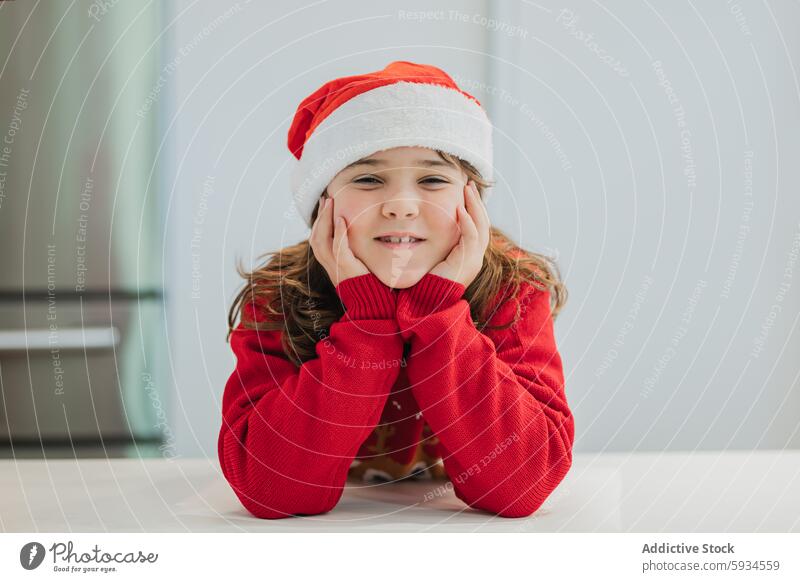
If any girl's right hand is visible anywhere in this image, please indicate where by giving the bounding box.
[309,194,370,288]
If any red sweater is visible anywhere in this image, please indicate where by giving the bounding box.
[218,271,574,519]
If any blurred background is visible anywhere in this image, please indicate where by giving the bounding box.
[0,0,798,460]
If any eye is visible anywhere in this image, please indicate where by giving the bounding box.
[351,175,449,186]
[353,175,382,185]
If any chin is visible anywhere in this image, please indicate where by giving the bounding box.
[371,268,428,290]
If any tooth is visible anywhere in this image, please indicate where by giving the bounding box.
[380,236,420,243]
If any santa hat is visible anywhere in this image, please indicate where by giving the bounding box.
[287,61,494,228]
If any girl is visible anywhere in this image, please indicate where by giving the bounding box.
[218,61,574,519]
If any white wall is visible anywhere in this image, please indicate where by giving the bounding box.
[487,1,800,452]
[164,0,800,457]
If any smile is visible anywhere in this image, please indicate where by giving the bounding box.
[374,236,425,248]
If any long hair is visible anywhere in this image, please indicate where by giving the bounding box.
[227,150,568,367]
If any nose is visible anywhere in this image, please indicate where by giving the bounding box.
[381,191,420,220]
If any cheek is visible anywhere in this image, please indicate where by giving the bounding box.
[331,195,361,225]
[334,199,372,242]
[429,198,462,241]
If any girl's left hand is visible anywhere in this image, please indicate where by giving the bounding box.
[430,180,490,288]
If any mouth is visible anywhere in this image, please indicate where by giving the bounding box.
[373,235,426,249]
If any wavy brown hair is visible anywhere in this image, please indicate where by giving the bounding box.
[227,150,568,367]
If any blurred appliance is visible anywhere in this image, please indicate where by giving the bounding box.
[0,2,169,458]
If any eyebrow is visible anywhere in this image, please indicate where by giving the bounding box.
[343,158,455,171]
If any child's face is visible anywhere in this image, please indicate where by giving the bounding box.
[324,146,469,289]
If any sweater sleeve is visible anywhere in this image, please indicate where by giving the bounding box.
[396,273,574,518]
[218,272,403,519]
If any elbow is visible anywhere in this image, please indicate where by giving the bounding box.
[458,492,543,519]
[490,413,574,518]
[216,454,342,517]
[486,472,572,519]
[239,494,338,520]
[505,447,573,518]
[231,478,341,520]
[493,502,540,519]
[218,433,342,520]
[499,461,573,518]
[474,444,574,519]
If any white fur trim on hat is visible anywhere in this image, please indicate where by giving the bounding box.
[290,81,494,228]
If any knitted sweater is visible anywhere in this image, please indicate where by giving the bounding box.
[218,271,574,519]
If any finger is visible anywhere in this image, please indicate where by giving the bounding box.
[311,196,329,237]
[467,181,490,230]
[333,213,349,263]
[463,180,477,215]
[466,183,490,248]
[457,181,472,232]
[327,213,344,284]
[333,213,342,242]
[458,203,479,241]
[455,207,478,261]
[313,198,333,261]
[449,231,467,272]
[309,197,324,252]
[325,197,335,233]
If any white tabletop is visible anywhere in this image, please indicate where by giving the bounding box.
[1,451,798,532]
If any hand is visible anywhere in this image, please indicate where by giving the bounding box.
[429,180,490,288]
[309,194,370,287]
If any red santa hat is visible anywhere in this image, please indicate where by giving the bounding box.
[287,60,494,228]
